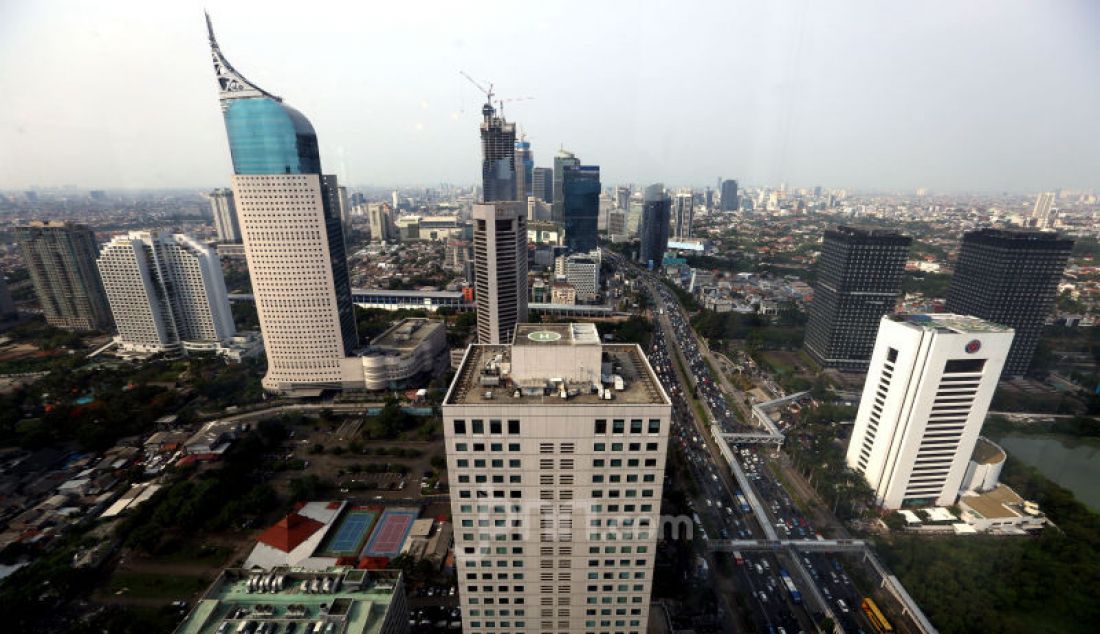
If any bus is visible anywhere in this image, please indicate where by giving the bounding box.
[735,492,750,514]
[778,569,801,604]
[861,597,894,633]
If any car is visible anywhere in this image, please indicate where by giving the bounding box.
[837,599,849,613]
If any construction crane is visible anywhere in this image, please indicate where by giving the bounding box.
[459,71,494,110]
[495,96,534,118]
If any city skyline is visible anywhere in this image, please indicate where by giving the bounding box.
[1,1,1099,192]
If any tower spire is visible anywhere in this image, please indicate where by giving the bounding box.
[206,12,280,103]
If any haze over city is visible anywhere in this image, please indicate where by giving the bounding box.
[2,0,1099,191]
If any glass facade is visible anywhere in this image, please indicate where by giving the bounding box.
[223,98,322,175]
[562,164,600,253]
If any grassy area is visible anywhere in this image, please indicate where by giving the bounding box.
[106,571,210,600]
[156,544,231,566]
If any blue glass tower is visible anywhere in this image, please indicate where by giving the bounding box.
[562,164,600,253]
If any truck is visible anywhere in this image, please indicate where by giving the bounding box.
[733,551,744,566]
[779,569,801,604]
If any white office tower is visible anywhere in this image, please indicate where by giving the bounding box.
[97,232,235,354]
[846,314,1014,509]
[208,188,242,243]
[554,251,601,302]
[473,202,528,344]
[443,323,671,634]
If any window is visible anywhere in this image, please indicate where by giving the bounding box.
[472,419,485,434]
[612,443,623,451]
[645,442,657,451]
[457,459,469,468]
[613,420,624,433]
[594,442,606,451]
[508,419,520,434]
[454,420,467,434]
[945,358,985,373]
[887,347,898,363]
[490,419,502,434]
[508,443,520,451]
[648,419,660,434]
[456,443,468,451]
[595,419,607,434]
[630,420,642,434]
[491,443,502,451]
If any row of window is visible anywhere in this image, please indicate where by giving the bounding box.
[594,419,661,435]
[594,442,659,452]
[453,419,521,435]
[455,442,521,452]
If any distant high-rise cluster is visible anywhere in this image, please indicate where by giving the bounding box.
[208,15,359,393]
[946,228,1072,377]
[96,232,235,354]
[639,184,671,270]
[15,221,113,331]
[805,226,911,372]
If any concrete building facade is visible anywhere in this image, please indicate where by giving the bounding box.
[473,202,528,344]
[14,221,113,331]
[846,314,1013,509]
[443,323,671,634]
[208,188,242,243]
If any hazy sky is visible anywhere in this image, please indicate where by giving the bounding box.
[1,0,1098,192]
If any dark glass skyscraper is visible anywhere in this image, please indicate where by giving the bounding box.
[480,102,517,202]
[515,137,534,199]
[639,184,671,270]
[208,14,358,392]
[720,179,739,211]
[562,164,600,253]
[946,229,1073,376]
[805,226,911,372]
[552,150,580,222]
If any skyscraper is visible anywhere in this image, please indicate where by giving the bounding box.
[15,221,113,331]
[846,314,1013,509]
[720,179,739,211]
[552,149,580,221]
[443,322,671,634]
[1031,192,1055,227]
[97,232,235,354]
[514,136,534,200]
[562,164,601,253]
[208,188,242,243]
[480,101,517,202]
[532,167,553,203]
[208,15,360,393]
[673,189,694,239]
[473,202,528,344]
[804,226,911,372]
[946,229,1073,376]
[615,185,631,211]
[368,204,396,243]
[639,184,671,270]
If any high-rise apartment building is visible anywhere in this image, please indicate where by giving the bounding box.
[639,184,670,270]
[208,188,242,243]
[443,322,671,634]
[805,226,911,372]
[946,229,1072,376]
[720,179,738,211]
[672,189,694,239]
[515,137,534,200]
[607,209,627,239]
[846,314,1013,509]
[473,202,528,344]
[368,203,397,243]
[614,186,631,211]
[481,102,517,202]
[208,16,360,393]
[97,232,235,354]
[15,221,113,331]
[552,150,580,222]
[532,167,553,203]
[562,164,601,253]
[1031,192,1055,227]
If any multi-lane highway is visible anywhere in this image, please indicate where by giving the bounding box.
[608,251,887,633]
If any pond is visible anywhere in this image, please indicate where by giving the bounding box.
[995,431,1100,510]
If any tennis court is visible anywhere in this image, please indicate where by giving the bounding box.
[361,509,418,557]
[321,509,377,556]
